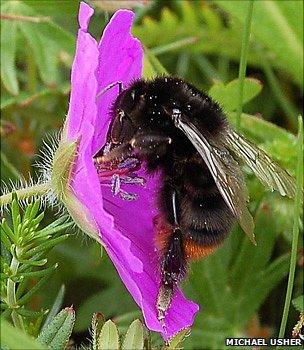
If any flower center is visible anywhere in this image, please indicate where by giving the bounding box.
[94,142,146,201]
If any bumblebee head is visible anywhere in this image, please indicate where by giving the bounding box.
[110,82,147,145]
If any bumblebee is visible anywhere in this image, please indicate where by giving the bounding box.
[94,76,295,325]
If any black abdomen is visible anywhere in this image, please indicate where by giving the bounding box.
[160,156,235,248]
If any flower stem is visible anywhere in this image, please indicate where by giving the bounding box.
[277,116,303,346]
[236,0,255,130]
[7,251,24,330]
[0,182,51,207]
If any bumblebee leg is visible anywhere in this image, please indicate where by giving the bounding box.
[96,81,123,99]
[130,134,172,154]
[156,189,187,328]
[97,134,172,163]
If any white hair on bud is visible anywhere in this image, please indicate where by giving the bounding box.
[1,131,60,214]
[34,130,61,209]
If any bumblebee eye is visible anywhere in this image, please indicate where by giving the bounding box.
[111,110,134,144]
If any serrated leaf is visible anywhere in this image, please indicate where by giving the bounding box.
[19,21,59,86]
[166,328,190,349]
[0,16,18,95]
[134,2,263,73]
[122,319,144,350]
[98,320,120,350]
[37,307,75,350]
[209,78,262,112]
[293,295,304,313]
[92,313,105,350]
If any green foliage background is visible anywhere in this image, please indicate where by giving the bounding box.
[1,0,303,349]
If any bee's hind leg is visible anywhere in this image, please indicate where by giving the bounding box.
[156,189,187,329]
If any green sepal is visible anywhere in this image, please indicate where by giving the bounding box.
[51,140,101,243]
[51,140,78,201]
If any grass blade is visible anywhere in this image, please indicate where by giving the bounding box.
[277,116,303,342]
[236,0,255,130]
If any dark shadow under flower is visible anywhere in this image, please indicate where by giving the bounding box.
[63,1,199,339]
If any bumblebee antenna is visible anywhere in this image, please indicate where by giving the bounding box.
[96,81,123,99]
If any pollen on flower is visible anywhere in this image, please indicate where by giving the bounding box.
[94,142,146,201]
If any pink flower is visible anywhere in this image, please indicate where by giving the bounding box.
[62,1,199,339]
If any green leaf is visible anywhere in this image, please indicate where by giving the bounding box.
[92,313,106,350]
[209,78,262,112]
[236,253,290,326]
[41,284,65,332]
[122,319,144,350]
[37,307,75,350]
[184,318,232,350]
[75,256,136,333]
[1,152,20,182]
[166,328,190,349]
[16,264,58,280]
[1,82,70,110]
[1,319,47,349]
[214,0,303,88]
[22,234,69,258]
[292,295,304,313]
[22,0,79,16]
[230,206,278,300]
[0,14,18,95]
[17,307,48,318]
[17,272,53,305]
[143,48,168,79]
[98,320,120,350]
[1,0,74,93]
[134,1,266,76]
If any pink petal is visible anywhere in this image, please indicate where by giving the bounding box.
[64,2,199,339]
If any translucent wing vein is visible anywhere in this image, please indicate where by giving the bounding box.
[225,130,296,198]
[176,119,255,243]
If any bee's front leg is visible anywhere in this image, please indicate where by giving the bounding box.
[96,134,172,163]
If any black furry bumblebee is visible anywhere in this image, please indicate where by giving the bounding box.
[94,76,295,324]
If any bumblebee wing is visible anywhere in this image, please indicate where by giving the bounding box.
[225,130,296,198]
[176,117,256,244]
